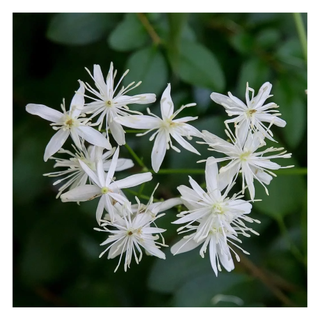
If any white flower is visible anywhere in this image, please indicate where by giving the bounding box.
[171,223,245,276]
[173,157,254,243]
[26,82,111,161]
[95,204,166,272]
[115,84,202,172]
[44,143,134,198]
[82,63,156,145]
[201,128,293,200]
[210,82,286,142]
[171,157,258,276]
[60,147,152,224]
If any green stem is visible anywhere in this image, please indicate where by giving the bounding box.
[293,13,307,62]
[157,168,204,175]
[137,13,162,46]
[124,143,147,169]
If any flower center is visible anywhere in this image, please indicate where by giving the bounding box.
[212,202,224,215]
[105,100,113,107]
[246,108,257,117]
[64,116,77,129]
[101,187,109,194]
[239,150,251,162]
[127,228,142,236]
[162,118,179,131]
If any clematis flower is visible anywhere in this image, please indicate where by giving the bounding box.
[115,84,202,172]
[60,147,152,224]
[26,82,111,161]
[44,143,134,198]
[210,82,286,142]
[201,128,293,200]
[171,157,258,276]
[173,157,254,243]
[95,201,167,272]
[82,63,156,145]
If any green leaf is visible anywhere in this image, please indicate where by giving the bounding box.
[253,172,306,219]
[172,273,250,307]
[178,41,225,91]
[255,28,280,50]
[276,38,305,68]
[229,31,255,54]
[273,77,307,149]
[237,58,271,94]
[108,13,149,52]
[167,13,189,75]
[124,47,168,99]
[147,248,212,294]
[46,13,116,46]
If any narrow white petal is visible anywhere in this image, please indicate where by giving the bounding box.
[70,130,82,151]
[105,62,114,97]
[177,185,202,205]
[96,160,106,187]
[217,245,234,272]
[202,130,235,155]
[151,131,168,173]
[26,103,63,122]
[61,185,101,202]
[93,64,109,98]
[109,119,126,145]
[96,196,105,224]
[114,172,152,189]
[106,147,119,185]
[254,82,272,109]
[78,160,101,187]
[205,157,219,194]
[70,82,85,117]
[171,236,200,255]
[255,169,273,185]
[152,198,182,213]
[229,199,252,214]
[188,176,206,199]
[242,162,255,200]
[210,92,246,112]
[114,93,156,106]
[170,131,200,155]
[129,93,156,104]
[256,113,287,127]
[141,241,166,259]
[114,115,160,130]
[108,192,129,206]
[160,84,174,119]
[208,238,218,276]
[77,126,111,149]
[44,129,69,161]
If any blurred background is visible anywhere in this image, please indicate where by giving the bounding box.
[13,13,307,307]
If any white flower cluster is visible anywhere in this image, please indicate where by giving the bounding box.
[26,62,292,275]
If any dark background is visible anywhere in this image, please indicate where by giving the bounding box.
[13,13,307,307]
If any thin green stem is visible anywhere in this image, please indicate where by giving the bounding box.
[293,13,307,62]
[276,167,307,175]
[157,168,205,175]
[124,143,147,169]
[137,13,162,46]
[125,144,147,169]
